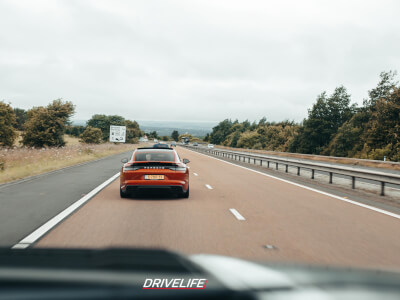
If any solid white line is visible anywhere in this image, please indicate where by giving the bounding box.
[11,172,121,249]
[183,148,400,220]
[205,184,213,189]
[229,208,246,221]
[193,173,198,176]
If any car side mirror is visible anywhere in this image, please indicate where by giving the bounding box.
[121,158,128,163]
[183,158,190,164]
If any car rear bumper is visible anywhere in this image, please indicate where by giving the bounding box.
[123,185,186,193]
[121,179,188,193]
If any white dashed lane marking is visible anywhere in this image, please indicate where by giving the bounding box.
[229,208,246,221]
[205,184,213,190]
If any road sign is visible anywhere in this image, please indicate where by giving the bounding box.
[109,125,126,143]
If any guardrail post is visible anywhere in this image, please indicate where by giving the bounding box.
[276,163,278,170]
[329,172,333,184]
[311,169,314,179]
[248,157,250,163]
[381,182,385,196]
[267,161,270,168]
[297,167,300,176]
[254,158,256,164]
[285,164,288,173]
[260,160,263,166]
[352,176,355,189]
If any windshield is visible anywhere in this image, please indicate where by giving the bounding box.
[1,0,400,296]
[134,151,175,162]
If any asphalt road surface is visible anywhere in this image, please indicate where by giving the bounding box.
[0,150,134,246]
[195,145,400,191]
[36,147,400,270]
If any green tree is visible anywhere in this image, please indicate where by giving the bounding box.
[22,99,75,147]
[364,71,398,108]
[236,131,261,149]
[171,130,179,141]
[0,101,18,147]
[362,87,400,160]
[147,131,159,139]
[87,114,125,141]
[125,120,141,143]
[229,131,241,147]
[79,126,103,144]
[258,117,267,126]
[13,108,27,131]
[65,125,85,137]
[290,87,356,154]
[323,112,365,157]
[209,119,233,144]
[325,71,399,159]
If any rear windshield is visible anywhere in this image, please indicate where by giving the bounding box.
[134,151,175,162]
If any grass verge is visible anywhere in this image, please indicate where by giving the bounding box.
[0,142,138,184]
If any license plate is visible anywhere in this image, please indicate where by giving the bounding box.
[145,175,164,180]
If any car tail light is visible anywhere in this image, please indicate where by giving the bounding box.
[174,163,187,171]
[123,164,141,172]
[174,166,186,171]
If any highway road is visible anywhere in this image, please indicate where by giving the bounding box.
[35,146,400,270]
[0,150,135,246]
[195,145,400,192]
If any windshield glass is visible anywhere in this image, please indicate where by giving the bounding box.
[1,1,400,293]
[134,151,175,162]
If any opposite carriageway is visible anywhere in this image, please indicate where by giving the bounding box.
[181,145,400,196]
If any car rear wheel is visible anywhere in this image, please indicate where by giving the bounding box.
[120,188,129,198]
[180,187,189,198]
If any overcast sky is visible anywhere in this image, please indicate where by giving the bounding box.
[1,0,399,123]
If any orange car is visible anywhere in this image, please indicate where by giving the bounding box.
[120,147,190,198]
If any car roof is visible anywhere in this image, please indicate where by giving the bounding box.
[136,147,174,151]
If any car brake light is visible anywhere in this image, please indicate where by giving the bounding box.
[175,167,186,171]
[123,164,140,171]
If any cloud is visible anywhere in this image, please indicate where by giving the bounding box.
[1,0,399,122]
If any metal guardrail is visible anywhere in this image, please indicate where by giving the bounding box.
[181,145,400,196]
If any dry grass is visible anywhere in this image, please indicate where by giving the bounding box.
[216,145,400,171]
[64,134,81,146]
[0,142,138,184]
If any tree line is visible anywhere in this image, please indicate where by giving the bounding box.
[207,71,400,161]
[0,99,143,147]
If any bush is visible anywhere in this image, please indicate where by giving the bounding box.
[0,101,18,147]
[79,127,103,144]
[65,125,85,137]
[22,99,75,147]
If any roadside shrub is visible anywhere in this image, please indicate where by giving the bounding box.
[79,127,102,144]
[0,101,18,147]
[21,99,75,147]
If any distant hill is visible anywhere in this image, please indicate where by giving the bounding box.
[138,120,216,137]
[71,120,87,126]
